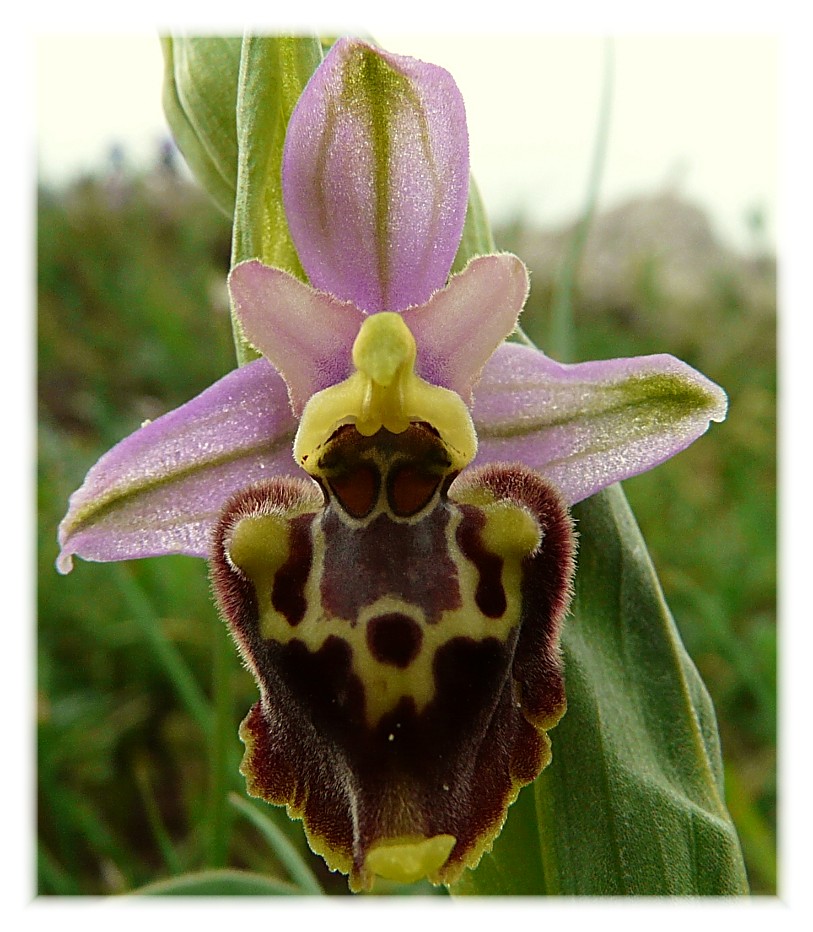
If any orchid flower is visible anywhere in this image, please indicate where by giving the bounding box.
[57,39,727,892]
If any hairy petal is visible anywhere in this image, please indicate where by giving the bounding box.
[282,38,469,312]
[57,359,299,572]
[471,343,728,505]
[401,254,529,404]
[229,259,365,414]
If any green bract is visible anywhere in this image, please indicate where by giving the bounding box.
[160,37,242,217]
[163,36,324,363]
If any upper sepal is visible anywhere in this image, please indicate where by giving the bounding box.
[282,38,469,312]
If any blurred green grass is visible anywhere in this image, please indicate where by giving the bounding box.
[36,156,776,895]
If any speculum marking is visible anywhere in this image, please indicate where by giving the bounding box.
[387,462,442,517]
[329,462,380,519]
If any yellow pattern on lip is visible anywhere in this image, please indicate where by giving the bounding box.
[294,312,477,473]
[365,834,457,884]
[225,507,537,727]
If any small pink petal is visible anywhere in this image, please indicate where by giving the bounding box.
[402,254,529,403]
[229,260,365,415]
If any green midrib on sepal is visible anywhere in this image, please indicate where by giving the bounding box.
[477,370,724,441]
[60,430,295,547]
[335,45,438,308]
[341,47,398,297]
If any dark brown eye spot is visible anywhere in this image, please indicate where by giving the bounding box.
[329,463,380,519]
[367,613,423,668]
[388,462,442,517]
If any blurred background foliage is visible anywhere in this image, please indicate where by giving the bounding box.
[36,145,776,895]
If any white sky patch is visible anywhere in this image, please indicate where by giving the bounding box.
[35,34,776,252]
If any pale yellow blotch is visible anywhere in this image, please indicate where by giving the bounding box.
[480,502,542,559]
[365,834,456,885]
[227,514,290,594]
[294,313,477,472]
[451,487,543,631]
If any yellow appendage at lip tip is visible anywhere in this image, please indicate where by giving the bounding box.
[294,312,477,472]
[364,834,457,885]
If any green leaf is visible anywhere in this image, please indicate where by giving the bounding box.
[452,483,749,895]
[228,793,324,895]
[160,36,243,218]
[229,36,323,364]
[130,869,301,896]
[162,34,323,365]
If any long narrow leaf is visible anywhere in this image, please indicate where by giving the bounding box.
[453,484,748,895]
[130,869,301,896]
[37,841,82,896]
[111,564,213,740]
[228,793,324,895]
[205,617,237,869]
[134,759,185,877]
